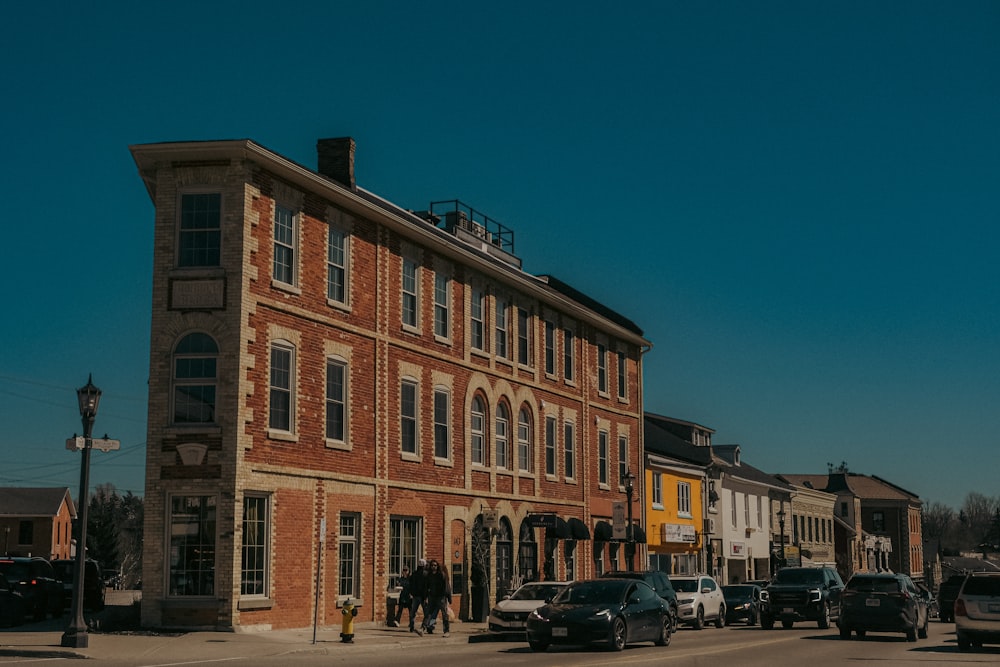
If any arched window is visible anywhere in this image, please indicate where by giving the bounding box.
[495,403,510,469]
[471,396,486,465]
[517,406,532,472]
[518,519,538,583]
[172,333,218,424]
[496,518,513,601]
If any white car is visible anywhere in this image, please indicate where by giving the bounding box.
[488,582,568,634]
[955,572,1000,652]
[672,574,726,629]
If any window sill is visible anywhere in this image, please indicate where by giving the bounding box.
[433,456,453,468]
[325,438,350,451]
[165,424,222,436]
[267,429,298,442]
[401,452,421,463]
[434,334,452,346]
[401,324,421,336]
[678,512,692,519]
[327,298,351,313]
[652,503,664,511]
[238,597,274,611]
[271,280,301,295]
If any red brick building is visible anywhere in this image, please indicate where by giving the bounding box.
[131,138,650,630]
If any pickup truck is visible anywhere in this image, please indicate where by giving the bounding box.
[760,566,845,629]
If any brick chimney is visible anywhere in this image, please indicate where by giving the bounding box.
[317,137,356,190]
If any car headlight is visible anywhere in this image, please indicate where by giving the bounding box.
[808,589,821,603]
[591,608,612,619]
[528,610,547,622]
[760,591,769,602]
[735,602,749,610]
[679,597,694,605]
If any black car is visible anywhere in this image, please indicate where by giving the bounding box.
[601,570,678,630]
[51,559,106,611]
[722,584,764,625]
[0,557,63,621]
[526,579,672,652]
[938,574,967,623]
[838,572,928,641]
[760,566,844,629]
[0,572,28,627]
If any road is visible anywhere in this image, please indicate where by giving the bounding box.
[3,619,993,667]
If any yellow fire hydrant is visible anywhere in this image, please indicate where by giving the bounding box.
[340,598,358,643]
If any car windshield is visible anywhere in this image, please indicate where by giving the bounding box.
[52,562,74,581]
[510,584,562,601]
[0,562,30,581]
[723,585,754,597]
[963,576,1000,596]
[847,577,899,593]
[774,569,824,586]
[672,579,700,593]
[554,580,625,605]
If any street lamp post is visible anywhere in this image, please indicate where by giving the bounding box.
[624,469,636,571]
[3,526,8,555]
[61,375,102,649]
[777,507,786,572]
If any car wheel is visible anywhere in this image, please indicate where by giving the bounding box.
[714,605,725,628]
[918,615,928,639]
[856,629,866,638]
[656,615,671,646]
[761,615,774,630]
[528,640,548,652]
[693,606,704,630]
[671,606,679,633]
[818,603,831,629]
[748,609,757,626]
[905,619,917,642]
[609,616,627,651]
[839,625,851,639]
[957,632,971,652]
[782,620,794,629]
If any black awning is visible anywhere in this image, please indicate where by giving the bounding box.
[545,517,571,540]
[593,520,613,541]
[568,517,591,541]
[627,525,647,544]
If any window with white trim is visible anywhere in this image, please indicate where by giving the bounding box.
[617,435,628,489]
[496,403,510,469]
[389,516,421,583]
[433,272,449,339]
[241,494,269,597]
[401,379,418,454]
[495,296,509,358]
[678,482,692,518]
[616,350,627,399]
[517,308,531,366]
[517,407,532,472]
[327,226,349,305]
[273,204,296,286]
[652,473,663,508]
[544,415,556,476]
[433,388,450,459]
[598,430,609,486]
[471,287,486,351]
[338,513,360,598]
[597,343,608,394]
[563,329,575,382]
[563,421,575,479]
[471,396,486,465]
[269,341,294,432]
[402,257,419,328]
[325,358,347,443]
[544,321,555,375]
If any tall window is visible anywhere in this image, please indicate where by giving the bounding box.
[178,193,221,267]
[563,329,575,381]
[517,308,531,365]
[616,350,627,399]
[597,343,608,393]
[598,430,609,486]
[495,297,509,358]
[545,415,556,476]
[241,494,269,597]
[495,403,509,469]
[389,517,421,583]
[433,272,449,338]
[433,388,450,459]
[543,322,555,375]
[172,333,218,424]
[563,421,575,479]
[471,396,486,465]
[169,495,216,596]
[678,483,693,517]
[402,257,418,328]
[617,436,628,489]
[517,407,532,472]
[273,204,296,285]
[327,226,348,304]
[652,473,663,507]
[401,380,417,454]
[471,287,486,350]
[338,513,360,598]
[872,511,885,532]
[269,342,294,432]
[325,359,346,443]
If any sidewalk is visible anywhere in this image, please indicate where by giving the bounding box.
[0,620,494,662]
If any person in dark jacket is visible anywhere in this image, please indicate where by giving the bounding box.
[422,559,451,637]
[393,566,412,627]
[408,559,429,634]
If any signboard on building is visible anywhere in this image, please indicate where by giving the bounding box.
[729,541,746,558]
[527,513,557,529]
[612,502,626,540]
[662,523,697,544]
[783,545,801,567]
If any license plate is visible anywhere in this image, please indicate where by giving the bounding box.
[866,598,880,607]
[552,627,568,637]
[509,621,525,628]
[783,608,794,614]
[989,603,1000,613]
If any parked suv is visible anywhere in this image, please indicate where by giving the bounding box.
[938,573,967,623]
[51,559,106,611]
[955,571,1000,651]
[761,566,844,629]
[601,570,678,630]
[671,574,725,629]
[838,572,928,641]
[0,557,63,620]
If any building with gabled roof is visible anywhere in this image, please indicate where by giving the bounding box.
[0,487,75,559]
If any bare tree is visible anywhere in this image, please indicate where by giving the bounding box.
[959,492,999,553]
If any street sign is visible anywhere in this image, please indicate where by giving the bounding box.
[612,501,627,540]
[527,513,558,529]
[65,437,121,452]
[66,436,86,451]
[483,510,498,531]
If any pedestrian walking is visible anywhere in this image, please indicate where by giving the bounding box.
[422,559,452,637]
[409,559,429,635]
[393,566,413,627]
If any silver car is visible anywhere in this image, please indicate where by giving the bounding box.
[488,582,568,634]
[955,572,1000,652]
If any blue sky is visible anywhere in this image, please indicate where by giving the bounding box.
[2,2,997,510]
